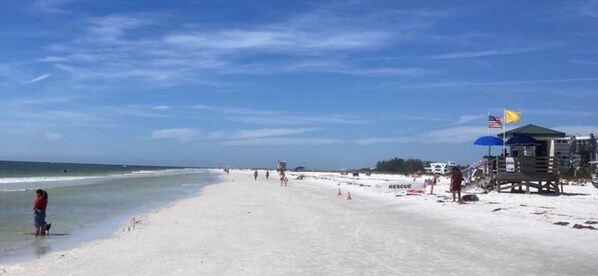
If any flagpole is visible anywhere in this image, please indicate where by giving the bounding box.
[487,112,491,156]
[502,108,506,155]
[487,112,490,136]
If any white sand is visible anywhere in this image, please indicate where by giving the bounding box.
[2,170,598,275]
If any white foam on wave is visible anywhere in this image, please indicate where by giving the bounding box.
[0,168,203,188]
[0,188,31,192]
[121,168,201,177]
[0,176,97,184]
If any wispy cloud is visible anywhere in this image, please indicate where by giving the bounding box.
[230,128,320,139]
[222,137,341,146]
[355,137,411,145]
[423,126,488,143]
[150,128,200,142]
[580,0,598,18]
[360,43,558,61]
[406,77,598,88]
[356,126,488,146]
[153,105,171,110]
[427,44,558,60]
[149,126,327,144]
[24,73,52,84]
[35,8,453,84]
[194,104,369,126]
[457,114,485,124]
[163,29,388,52]
[95,105,173,118]
[30,0,77,14]
[570,59,598,66]
[87,14,155,42]
[45,132,63,140]
[521,108,595,117]
[552,125,598,135]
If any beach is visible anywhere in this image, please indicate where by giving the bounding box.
[2,169,598,275]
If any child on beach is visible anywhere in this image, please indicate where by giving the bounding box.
[254,170,258,180]
[266,170,270,180]
[33,189,48,236]
[450,167,463,203]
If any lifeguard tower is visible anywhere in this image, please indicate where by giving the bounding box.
[468,124,564,194]
[277,160,287,172]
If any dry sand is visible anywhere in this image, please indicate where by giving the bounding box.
[2,170,597,275]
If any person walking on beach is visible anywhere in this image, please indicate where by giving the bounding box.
[280,171,288,186]
[33,189,48,237]
[450,167,463,203]
[266,170,270,180]
[254,170,258,180]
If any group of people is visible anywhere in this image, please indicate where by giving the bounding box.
[33,189,51,237]
[253,169,288,186]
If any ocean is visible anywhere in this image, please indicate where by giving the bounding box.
[0,160,216,263]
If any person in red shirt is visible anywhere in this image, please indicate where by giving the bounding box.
[450,167,463,203]
[33,189,48,236]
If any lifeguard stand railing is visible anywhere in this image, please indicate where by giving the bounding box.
[490,156,560,194]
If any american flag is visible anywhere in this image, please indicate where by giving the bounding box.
[488,115,503,128]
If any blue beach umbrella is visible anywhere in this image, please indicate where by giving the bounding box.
[474,136,504,156]
[474,136,504,146]
[506,134,540,146]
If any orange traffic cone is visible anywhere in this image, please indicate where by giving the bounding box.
[337,188,342,197]
[347,191,352,200]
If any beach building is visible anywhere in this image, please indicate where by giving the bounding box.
[424,161,456,174]
[554,136,598,168]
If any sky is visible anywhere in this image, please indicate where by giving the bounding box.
[1,0,597,169]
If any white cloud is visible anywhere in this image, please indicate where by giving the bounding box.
[427,44,558,59]
[360,43,559,61]
[87,15,154,41]
[553,125,598,136]
[45,132,63,140]
[457,114,485,124]
[355,137,412,145]
[31,0,77,14]
[149,126,325,143]
[153,105,171,110]
[194,104,368,126]
[35,8,453,84]
[406,78,598,88]
[580,0,598,18]
[570,59,598,66]
[150,128,200,142]
[231,128,320,139]
[356,126,489,145]
[24,73,52,84]
[423,126,488,143]
[164,29,388,52]
[222,137,341,146]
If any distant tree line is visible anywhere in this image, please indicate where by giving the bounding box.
[374,157,431,174]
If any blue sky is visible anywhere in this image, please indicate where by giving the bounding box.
[1,0,597,169]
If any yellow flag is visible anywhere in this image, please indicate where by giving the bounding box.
[505,110,521,123]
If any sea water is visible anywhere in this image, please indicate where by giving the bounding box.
[0,160,216,263]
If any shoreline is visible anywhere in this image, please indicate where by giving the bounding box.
[1,170,597,275]
[0,169,219,265]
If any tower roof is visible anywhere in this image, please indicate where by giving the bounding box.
[496,124,566,138]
